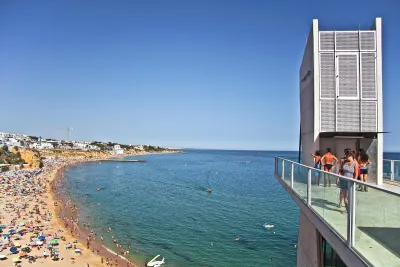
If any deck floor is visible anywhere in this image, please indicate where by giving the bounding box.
[281,175,400,267]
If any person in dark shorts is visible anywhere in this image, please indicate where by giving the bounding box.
[357,149,371,192]
[321,148,339,186]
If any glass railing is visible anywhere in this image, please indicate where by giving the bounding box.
[383,159,400,182]
[274,157,400,267]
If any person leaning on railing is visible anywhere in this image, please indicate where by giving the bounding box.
[337,151,359,214]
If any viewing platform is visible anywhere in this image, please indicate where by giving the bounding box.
[275,157,400,267]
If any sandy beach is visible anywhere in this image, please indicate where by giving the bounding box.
[0,151,178,267]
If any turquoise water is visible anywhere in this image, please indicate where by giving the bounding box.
[62,150,299,266]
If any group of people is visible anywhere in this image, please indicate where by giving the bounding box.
[311,147,371,213]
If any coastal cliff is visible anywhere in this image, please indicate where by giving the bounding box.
[40,149,111,159]
[11,147,43,168]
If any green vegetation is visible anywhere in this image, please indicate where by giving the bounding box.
[143,145,166,152]
[90,141,108,151]
[0,145,26,165]
[119,144,132,150]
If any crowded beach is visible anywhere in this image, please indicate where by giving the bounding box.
[0,156,140,267]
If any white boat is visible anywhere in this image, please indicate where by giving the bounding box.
[147,255,165,267]
[263,223,274,229]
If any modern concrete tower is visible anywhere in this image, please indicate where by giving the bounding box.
[299,18,383,184]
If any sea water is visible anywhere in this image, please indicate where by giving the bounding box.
[62,150,301,266]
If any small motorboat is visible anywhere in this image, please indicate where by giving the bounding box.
[206,189,212,193]
[147,255,165,267]
[263,223,274,229]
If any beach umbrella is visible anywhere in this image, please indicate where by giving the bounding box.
[19,222,25,226]
[35,241,43,246]
[14,242,21,247]
[22,247,31,252]
[46,244,52,248]
[12,257,20,262]
[19,251,26,257]
[50,239,58,245]
[8,229,16,233]
[74,248,81,253]
[38,235,46,241]
[3,234,9,238]
[10,247,17,253]
[0,255,6,260]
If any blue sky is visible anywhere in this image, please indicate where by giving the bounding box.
[0,0,399,151]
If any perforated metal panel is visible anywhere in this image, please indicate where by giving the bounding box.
[335,32,359,51]
[319,31,335,51]
[360,31,376,51]
[361,52,376,99]
[337,53,358,98]
[320,53,335,99]
[320,100,335,132]
[361,101,377,132]
[337,100,360,132]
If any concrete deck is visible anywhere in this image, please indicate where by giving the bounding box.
[279,172,400,267]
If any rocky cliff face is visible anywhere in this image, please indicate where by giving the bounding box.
[11,147,43,168]
[40,149,110,159]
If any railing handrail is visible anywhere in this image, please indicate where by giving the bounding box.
[383,158,400,162]
[276,156,400,197]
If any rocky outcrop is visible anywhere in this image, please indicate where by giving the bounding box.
[11,147,43,168]
[40,149,110,159]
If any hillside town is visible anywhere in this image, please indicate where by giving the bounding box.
[0,131,180,172]
[0,131,172,154]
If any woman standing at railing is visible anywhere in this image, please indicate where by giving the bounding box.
[357,149,371,192]
[311,150,322,185]
[337,148,351,208]
[338,151,359,214]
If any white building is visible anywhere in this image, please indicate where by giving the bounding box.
[134,145,145,151]
[300,17,383,185]
[73,142,88,150]
[111,145,124,155]
[88,145,100,151]
[6,138,26,148]
[30,142,54,150]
